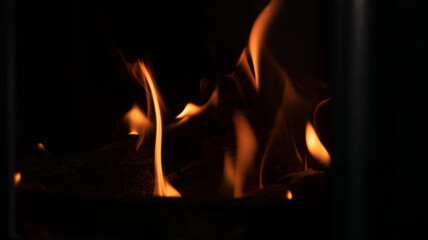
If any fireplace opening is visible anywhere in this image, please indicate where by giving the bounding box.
[3,0,426,239]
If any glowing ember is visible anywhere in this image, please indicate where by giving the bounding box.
[286,190,293,200]
[136,61,181,197]
[305,121,330,167]
[14,172,21,186]
[124,103,151,136]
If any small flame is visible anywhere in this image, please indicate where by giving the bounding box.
[176,86,218,121]
[36,142,48,152]
[305,121,330,167]
[176,103,203,119]
[222,111,258,198]
[14,172,21,186]
[124,103,151,136]
[134,61,180,197]
[286,190,293,200]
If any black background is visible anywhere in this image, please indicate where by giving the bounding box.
[13,0,267,155]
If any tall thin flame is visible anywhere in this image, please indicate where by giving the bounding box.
[222,111,258,198]
[248,0,282,91]
[136,61,180,197]
[305,121,330,167]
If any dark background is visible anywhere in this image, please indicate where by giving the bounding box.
[13,0,268,156]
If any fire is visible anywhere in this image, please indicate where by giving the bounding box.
[131,61,180,197]
[305,121,330,167]
[176,86,218,121]
[286,190,293,200]
[232,49,256,96]
[124,103,151,136]
[222,111,258,198]
[116,0,330,199]
[35,142,50,154]
[248,0,282,91]
[14,172,21,186]
[223,152,236,188]
[36,142,47,151]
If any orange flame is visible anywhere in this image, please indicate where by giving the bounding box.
[286,190,293,200]
[236,49,255,85]
[305,121,330,167]
[14,172,21,186]
[223,152,236,189]
[124,103,151,136]
[248,0,282,91]
[36,142,47,152]
[222,111,258,198]
[176,86,218,121]
[134,61,180,197]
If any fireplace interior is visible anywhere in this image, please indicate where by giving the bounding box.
[2,0,427,239]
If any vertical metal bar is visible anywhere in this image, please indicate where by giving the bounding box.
[332,0,371,239]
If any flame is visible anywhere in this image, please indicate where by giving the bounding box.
[223,152,236,189]
[124,103,151,136]
[286,190,293,200]
[36,142,47,152]
[163,179,181,197]
[248,0,282,91]
[14,172,21,186]
[132,61,180,197]
[232,49,256,97]
[176,103,203,119]
[305,121,330,167]
[176,86,218,121]
[222,111,258,198]
[236,50,255,85]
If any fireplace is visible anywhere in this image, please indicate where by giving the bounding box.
[2,0,427,239]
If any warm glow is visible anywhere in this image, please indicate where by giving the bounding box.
[14,172,21,186]
[223,111,258,198]
[136,61,181,197]
[305,121,330,167]
[286,190,293,200]
[176,87,218,120]
[124,103,151,136]
[36,142,47,152]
